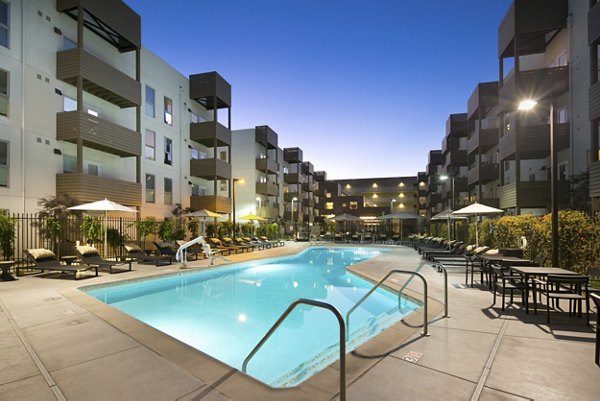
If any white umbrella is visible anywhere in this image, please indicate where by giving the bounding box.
[68,198,138,257]
[185,209,225,237]
[328,213,361,233]
[453,202,503,247]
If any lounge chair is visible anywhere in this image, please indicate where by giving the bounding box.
[222,237,254,252]
[76,245,132,274]
[259,236,285,247]
[124,244,172,266]
[241,237,267,250]
[207,238,238,254]
[234,237,263,250]
[21,248,98,280]
[153,241,177,259]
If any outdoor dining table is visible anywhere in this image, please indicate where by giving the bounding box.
[510,266,579,313]
[473,255,531,287]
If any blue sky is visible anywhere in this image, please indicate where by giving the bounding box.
[125,0,512,179]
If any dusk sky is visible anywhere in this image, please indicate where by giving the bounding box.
[125,0,512,179]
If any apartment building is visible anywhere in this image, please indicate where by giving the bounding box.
[231,125,281,221]
[319,176,418,233]
[282,147,317,235]
[425,150,444,217]
[590,0,600,212]
[441,113,469,210]
[0,0,233,218]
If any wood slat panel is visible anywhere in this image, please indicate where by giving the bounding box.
[56,173,141,206]
[57,49,141,108]
[590,161,600,198]
[255,158,278,174]
[590,1,600,45]
[499,183,517,209]
[190,195,231,214]
[589,82,600,121]
[256,183,278,196]
[190,121,232,147]
[57,111,140,157]
[190,158,231,180]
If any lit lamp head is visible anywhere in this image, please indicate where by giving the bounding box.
[518,99,538,111]
[439,174,449,181]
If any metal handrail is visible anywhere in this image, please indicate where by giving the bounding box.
[436,263,449,318]
[242,298,347,401]
[346,269,429,339]
[175,235,205,265]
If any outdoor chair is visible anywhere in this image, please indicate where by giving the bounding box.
[201,242,228,266]
[153,242,177,259]
[243,236,269,249]
[259,236,285,247]
[125,244,172,266]
[590,293,600,366]
[491,264,527,311]
[334,233,343,243]
[533,274,590,325]
[363,233,373,243]
[76,245,132,274]
[222,237,254,252]
[585,267,600,298]
[21,248,98,280]
[208,238,241,254]
[235,237,263,250]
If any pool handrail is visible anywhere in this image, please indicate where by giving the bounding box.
[175,235,205,265]
[242,298,347,401]
[346,269,430,339]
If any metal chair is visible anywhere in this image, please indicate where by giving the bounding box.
[534,274,590,325]
[591,293,600,366]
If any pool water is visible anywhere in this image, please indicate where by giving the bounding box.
[83,247,419,386]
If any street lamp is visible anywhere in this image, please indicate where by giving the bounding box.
[256,197,261,217]
[232,178,244,237]
[291,197,298,238]
[439,174,455,210]
[518,98,558,266]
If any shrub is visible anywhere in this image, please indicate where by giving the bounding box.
[0,213,15,260]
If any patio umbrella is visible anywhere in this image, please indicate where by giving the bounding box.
[431,208,467,243]
[238,214,267,236]
[453,202,503,247]
[379,212,422,240]
[185,209,224,237]
[68,198,138,257]
[328,213,361,233]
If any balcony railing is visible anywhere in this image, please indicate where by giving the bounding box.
[190,195,231,214]
[590,160,600,198]
[467,163,499,186]
[256,182,278,196]
[190,158,231,180]
[499,66,569,110]
[56,48,140,108]
[190,121,231,147]
[56,173,141,206]
[56,111,140,157]
[255,158,278,174]
[499,123,569,161]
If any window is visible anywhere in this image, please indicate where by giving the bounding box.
[164,96,172,125]
[0,140,8,187]
[0,69,7,116]
[145,130,155,160]
[145,85,155,117]
[191,184,207,196]
[219,180,227,192]
[88,163,99,176]
[164,137,172,165]
[325,202,333,210]
[63,155,76,173]
[62,36,76,50]
[191,149,206,160]
[349,201,358,210]
[190,111,204,123]
[0,1,8,49]
[558,108,568,124]
[63,96,76,112]
[164,177,173,205]
[146,174,155,203]
[219,150,227,161]
[86,106,100,117]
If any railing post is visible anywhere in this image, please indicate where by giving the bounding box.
[242,299,346,401]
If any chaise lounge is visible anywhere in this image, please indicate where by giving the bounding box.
[21,248,98,280]
[124,244,172,266]
[76,245,132,274]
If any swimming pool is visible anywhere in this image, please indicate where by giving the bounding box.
[82,247,419,386]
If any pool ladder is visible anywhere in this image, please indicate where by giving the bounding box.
[241,263,449,400]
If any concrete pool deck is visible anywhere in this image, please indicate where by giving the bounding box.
[0,243,598,400]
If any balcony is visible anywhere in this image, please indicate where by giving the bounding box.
[190,195,231,214]
[255,158,278,174]
[467,126,499,156]
[284,147,303,163]
[480,198,500,209]
[590,161,600,198]
[468,163,499,186]
[284,172,303,184]
[302,182,316,192]
[428,193,442,205]
[498,123,569,160]
[190,158,231,180]
[255,125,278,149]
[467,82,499,120]
[284,193,300,202]
[57,48,141,108]
[499,66,569,110]
[442,137,463,155]
[314,171,327,182]
[445,150,468,166]
[301,162,314,175]
[258,206,279,220]
[56,111,140,157]
[498,0,568,59]
[445,113,468,137]
[189,72,231,110]
[190,121,231,147]
[589,81,600,121]
[590,1,600,45]
[302,198,315,207]
[256,182,278,196]
[56,0,140,52]
[56,173,140,206]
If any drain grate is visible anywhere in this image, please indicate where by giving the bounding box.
[452,283,468,289]
[401,350,423,363]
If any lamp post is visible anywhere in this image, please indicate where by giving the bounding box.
[291,197,298,238]
[439,174,454,210]
[256,197,261,217]
[232,178,244,237]
[518,99,558,266]
[390,198,396,214]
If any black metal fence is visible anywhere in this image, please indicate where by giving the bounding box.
[3,214,159,263]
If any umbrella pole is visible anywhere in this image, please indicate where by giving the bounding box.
[104,211,108,259]
[446,216,451,249]
[475,214,479,247]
